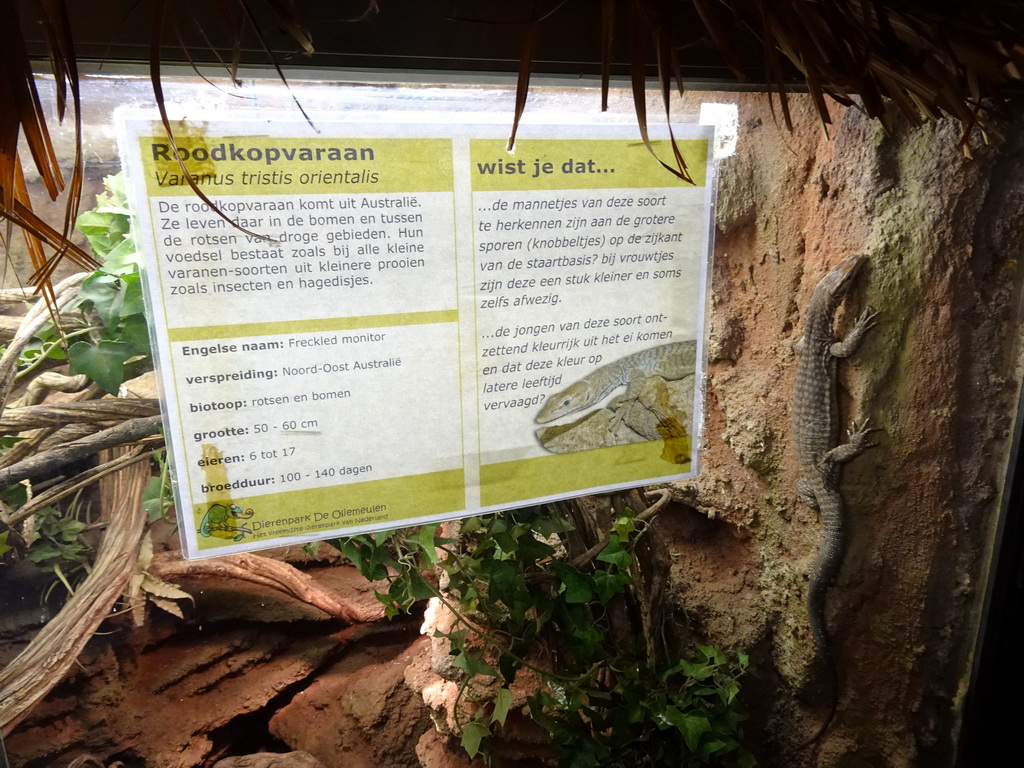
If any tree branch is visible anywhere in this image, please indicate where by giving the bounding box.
[0,415,163,487]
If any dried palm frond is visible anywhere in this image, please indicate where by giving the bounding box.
[0,0,315,333]
[149,0,315,239]
[0,0,96,319]
[711,0,1024,139]
[2,0,1023,320]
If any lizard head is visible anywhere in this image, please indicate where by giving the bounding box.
[821,254,866,297]
[536,381,593,424]
[811,254,867,313]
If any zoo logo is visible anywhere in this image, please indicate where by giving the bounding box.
[198,502,255,542]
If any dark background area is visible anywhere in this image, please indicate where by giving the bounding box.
[19,0,765,84]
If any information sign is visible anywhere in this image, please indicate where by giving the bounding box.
[118,115,715,558]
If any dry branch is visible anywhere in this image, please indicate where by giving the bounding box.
[0,446,149,736]
[17,371,92,408]
[2,445,157,529]
[149,551,387,625]
[0,272,88,416]
[568,488,671,569]
[0,399,160,433]
[0,414,163,487]
[0,315,21,340]
[0,382,104,470]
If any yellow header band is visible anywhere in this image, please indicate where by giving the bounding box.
[141,132,453,196]
[470,138,708,191]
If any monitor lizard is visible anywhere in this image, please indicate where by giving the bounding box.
[793,253,878,745]
[535,340,696,424]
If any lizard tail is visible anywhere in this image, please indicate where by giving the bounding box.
[797,580,840,748]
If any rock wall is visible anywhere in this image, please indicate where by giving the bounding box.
[3,551,433,768]
[663,94,1024,767]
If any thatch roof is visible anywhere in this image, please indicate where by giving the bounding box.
[2,0,1023,300]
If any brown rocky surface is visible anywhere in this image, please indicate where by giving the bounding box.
[213,752,326,768]
[402,94,1023,768]
[657,94,1023,767]
[268,634,432,768]
[3,559,423,768]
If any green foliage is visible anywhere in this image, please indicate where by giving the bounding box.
[10,173,151,394]
[67,176,151,393]
[332,525,443,619]
[75,172,142,274]
[0,435,23,457]
[527,647,754,768]
[141,450,175,524]
[331,507,754,767]
[26,504,93,596]
[0,531,12,558]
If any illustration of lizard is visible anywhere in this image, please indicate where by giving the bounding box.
[198,502,255,542]
[535,340,697,425]
[792,254,878,744]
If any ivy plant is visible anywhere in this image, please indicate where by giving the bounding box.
[25,503,93,597]
[331,506,754,767]
[66,173,151,393]
[1,173,152,394]
[141,449,175,524]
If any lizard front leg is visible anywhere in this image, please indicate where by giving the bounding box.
[830,308,879,358]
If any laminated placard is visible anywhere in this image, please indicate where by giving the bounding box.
[117,114,715,558]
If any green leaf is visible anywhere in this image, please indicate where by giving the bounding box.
[699,644,727,666]
[554,563,594,604]
[595,535,631,569]
[569,619,602,656]
[335,536,389,581]
[412,524,439,562]
[79,272,125,328]
[141,475,172,522]
[437,627,466,651]
[380,598,400,619]
[453,650,499,679]
[612,513,636,540]
[460,720,490,759]
[526,693,560,736]
[514,532,556,561]
[532,510,575,537]
[118,272,146,318]
[663,706,710,752]
[406,568,438,601]
[76,210,130,260]
[1,483,28,507]
[68,340,134,394]
[591,568,630,601]
[738,748,758,768]
[498,652,518,685]
[491,687,513,726]
[0,531,12,558]
[0,435,24,457]
[487,558,521,608]
[720,679,740,705]
[100,234,141,274]
[119,314,151,355]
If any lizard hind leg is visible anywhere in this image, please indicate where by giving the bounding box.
[796,477,820,509]
[826,418,881,464]
[605,368,651,439]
